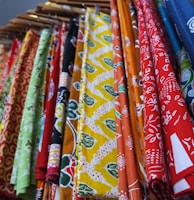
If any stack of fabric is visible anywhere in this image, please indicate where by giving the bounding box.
[0,1,194,200]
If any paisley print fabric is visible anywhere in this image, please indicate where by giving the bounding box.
[0,29,39,198]
[135,0,194,198]
[36,26,60,181]
[110,0,142,199]
[74,8,118,199]
[10,28,51,196]
[59,18,82,200]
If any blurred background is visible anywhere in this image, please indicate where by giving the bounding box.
[0,0,46,25]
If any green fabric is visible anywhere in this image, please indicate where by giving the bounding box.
[10,29,51,195]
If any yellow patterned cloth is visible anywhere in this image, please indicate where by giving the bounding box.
[74,8,118,199]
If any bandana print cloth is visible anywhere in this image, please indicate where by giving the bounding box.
[135,0,194,198]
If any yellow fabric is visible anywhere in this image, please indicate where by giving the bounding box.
[74,8,118,199]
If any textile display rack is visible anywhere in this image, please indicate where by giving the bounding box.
[0,0,194,200]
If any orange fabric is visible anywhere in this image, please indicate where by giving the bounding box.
[111,0,142,199]
[116,0,145,182]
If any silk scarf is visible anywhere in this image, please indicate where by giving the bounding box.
[10,28,51,196]
[135,0,194,198]
[0,29,39,198]
[74,8,118,199]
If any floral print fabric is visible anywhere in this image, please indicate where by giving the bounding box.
[135,0,194,198]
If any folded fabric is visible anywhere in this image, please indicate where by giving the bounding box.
[110,0,143,199]
[74,7,118,199]
[164,0,194,68]
[11,28,51,195]
[135,0,194,198]
[0,29,39,196]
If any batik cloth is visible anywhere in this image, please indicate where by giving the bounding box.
[59,17,84,200]
[10,28,51,196]
[156,0,194,122]
[0,29,39,197]
[74,8,118,199]
[47,19,78,184]
[164,0,194,68]
[0,39,21,92]
[111,0,142,199]
[116,0,145,183]
[36,26,60,181]
[135,0,194,198]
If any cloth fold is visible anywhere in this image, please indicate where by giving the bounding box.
[110,0,142,199]
[135,0,194,198]
[74,8,118,199]
[0,29,39,198]
[10,28,51,196]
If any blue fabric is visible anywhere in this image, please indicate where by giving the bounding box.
[164,0,194,68]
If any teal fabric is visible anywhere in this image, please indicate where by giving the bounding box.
[10,28,51,195]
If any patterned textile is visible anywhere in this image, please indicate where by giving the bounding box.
[164,0,194,68]
[47,19,78,185]
[10,28,51,196]
[59,17,84,200]
[74,8,118,199]
[36,26,60,180]
[116,0,145,183]
[0,29,39,198]
[156,0,194,122]
[0,39,21,92]
[110,0,142,199]
[179,49,194,121]
[135,0,194,198]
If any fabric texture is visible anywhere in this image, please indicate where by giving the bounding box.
[0,39,21,92]
[116,0,145,183]
[156,0,194,122]
[47,19,78,185]
[59,18,82,200]
[36,26,60,181]
[0,29,39,199]
[164,0,194,68]
[10,28,51,196]
[110,0,142,199]
[135,0,194,198]
[74,8,118,199]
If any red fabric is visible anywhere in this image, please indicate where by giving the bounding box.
[135,0,194,198]
[36,26,61,180]
[0,39,21,91]
[0,29,39,199]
